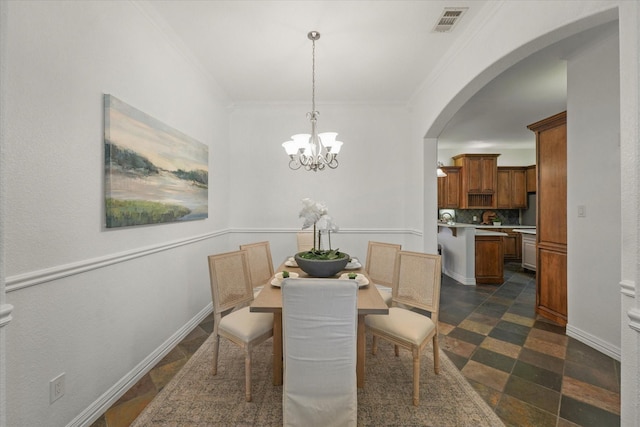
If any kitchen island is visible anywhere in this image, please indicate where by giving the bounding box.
[437,223,535,285]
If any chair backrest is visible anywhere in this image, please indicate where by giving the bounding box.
[239,241,274,288]
[296,231,314,252]
[392,251,442,319]
[365,241,402,287]
[207,250,254,315]
[281,279,358,427]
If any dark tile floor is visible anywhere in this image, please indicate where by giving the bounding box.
[438,263,620,427]
[91,262,620,426]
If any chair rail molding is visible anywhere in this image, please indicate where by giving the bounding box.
[6,230,227,293]
[0,304,13,328]
[6,227,423,293]
[230,227,423,236]
[620,279,636,298]
[628,307,640,333]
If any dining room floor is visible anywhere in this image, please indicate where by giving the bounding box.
[90,262,620,427]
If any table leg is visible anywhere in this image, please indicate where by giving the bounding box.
[357,314,365,388]
[273,312,283,386]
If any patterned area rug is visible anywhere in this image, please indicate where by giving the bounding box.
[132,333,504,426]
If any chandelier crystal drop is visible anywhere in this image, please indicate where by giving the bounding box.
[282,31,343,171]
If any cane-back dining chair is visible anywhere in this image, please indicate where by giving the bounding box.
[239,241,274,297]
[296,231,315,252]
[282,279,358,427]
[207,250,274,402]
[365,250,442,406]
[365,241,402,307]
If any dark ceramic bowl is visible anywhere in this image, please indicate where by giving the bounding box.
[294,252,350,278]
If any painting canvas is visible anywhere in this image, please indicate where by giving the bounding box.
[104,94,208,228]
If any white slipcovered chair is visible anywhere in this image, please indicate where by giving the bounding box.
[207,250,274,402]
[365,250,442,406]
[239,241,274,297]
[281,278,358,427]
[365,241,402,306]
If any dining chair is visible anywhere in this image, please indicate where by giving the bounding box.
[365,250,442,406]
[282,278,358,427]
[207,250,274,402]
[365,241,402,307]
[239,241,274,297]
[296,231,315,252]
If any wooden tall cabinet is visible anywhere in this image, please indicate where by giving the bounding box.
[437,166,461,208]
[497,167,527,209]
[452,154,500,209]
[528,111,567,325]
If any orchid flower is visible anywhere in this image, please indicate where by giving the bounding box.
[298,198,339,251]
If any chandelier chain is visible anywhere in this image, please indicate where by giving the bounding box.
[311,34,316,115]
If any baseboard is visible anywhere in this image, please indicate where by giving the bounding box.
[443,270,476,286]
[68,303,213,427]
[565,324,621,361]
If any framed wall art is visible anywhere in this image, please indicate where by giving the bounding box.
[104,94,208,228]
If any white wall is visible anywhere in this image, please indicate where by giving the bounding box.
[2,2,231,426]
[228,103,423,263]
[566,25,621,358]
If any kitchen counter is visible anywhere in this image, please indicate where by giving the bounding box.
[512,228,536,235]
[438,222,535,229]
[437,222,535,285]
[475,229,508,237]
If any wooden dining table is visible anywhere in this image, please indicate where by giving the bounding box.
[250,259,389,388]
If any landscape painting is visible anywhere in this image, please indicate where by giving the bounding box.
[104,94,208,228]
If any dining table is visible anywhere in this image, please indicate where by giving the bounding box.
[250,258,389,388]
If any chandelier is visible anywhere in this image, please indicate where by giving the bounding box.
[282,31,343,171]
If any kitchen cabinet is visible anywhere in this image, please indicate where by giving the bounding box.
[453,154,500,209]
[497,167,527,209]
[521,233,536,271]
[437,166,461,208]
[475,234,504,284]
[479,227,521,261]
[528,111,567,326]
[526,165,536,193]
[501,228,522,260]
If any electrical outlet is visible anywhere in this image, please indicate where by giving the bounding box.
[50,373,65,403]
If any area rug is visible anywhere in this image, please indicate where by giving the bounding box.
[131,334,505,426]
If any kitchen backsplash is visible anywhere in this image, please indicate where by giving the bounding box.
[440,209,522,225]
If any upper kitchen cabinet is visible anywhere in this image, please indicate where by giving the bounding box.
[437,166,461,209]
[497,167,527,209]
[526,165,536,193]
[453,154,500,209]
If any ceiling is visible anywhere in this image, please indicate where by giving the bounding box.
[144,1,612,149]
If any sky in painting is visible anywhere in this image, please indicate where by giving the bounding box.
[105,95,208,173]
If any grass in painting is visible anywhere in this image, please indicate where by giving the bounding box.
[106,198,191,227]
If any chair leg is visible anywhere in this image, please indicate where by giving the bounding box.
[433,334,440,375]
[212,334,220,375]
[372,335,378,355]
[394,345,400,357]
[245,349,252,402]
[412,348,420,406]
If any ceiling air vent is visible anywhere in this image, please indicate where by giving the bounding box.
[433,7,468,33]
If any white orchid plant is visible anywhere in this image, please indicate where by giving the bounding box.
[298,198,344,260]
